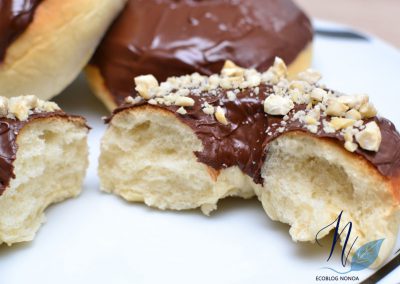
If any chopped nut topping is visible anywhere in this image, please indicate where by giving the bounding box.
[310,88,327,102]
[264,95,294,116]
[344,141,358,152]
[0,95,61,121]
[176,107,187,115]
[355,121,382,152]
[304,115,318,125]
[175,96,195,107]
[134,75,159,99]
[202,103,215,115]
[298,69,322,85]
[129,57,383,153]
[227,91,237,101]
[0,97,8,116]
[221,60,244,78]
[330,117,356,130]
[345,109,362,120]
[125,96,143,105]
[215,106,229,125]
[326,99,349,117]
[359,103,377,118]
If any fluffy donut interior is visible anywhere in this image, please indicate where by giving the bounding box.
[0,118,88,245]
[260,132,399,266]
[99,107,255,215]
[99,108,399,266]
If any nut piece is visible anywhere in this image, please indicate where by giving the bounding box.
[0,97,8,116]
[271,57,287,78]
[202,104,215,115]
[304,115,318,125]
[326,99,349,117]
[359,103,377,118]
[226,91,237,101]
[215,106,229,125]
[310,88,327,102]
[176,107,187,115]
[221,60,244,78]
[355,121,382,152]
[125,96,143,105]
[9,96,38,121]
[264,95,294,116]
[134,75,159,99]
[344,141,358,152]
[330,117,356,130]
[345,109,362,120]
[298,69,322,84]
[175,96,195,107]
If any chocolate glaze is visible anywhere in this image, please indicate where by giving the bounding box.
[111,85,400,184]
[0,0,43,61]
[91,0,313,106]
[0,111,84,196]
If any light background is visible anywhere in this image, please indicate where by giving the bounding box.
[295,0,400,48]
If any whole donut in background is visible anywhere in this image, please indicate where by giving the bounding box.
[0,0,127,100]
[86,0,313,110]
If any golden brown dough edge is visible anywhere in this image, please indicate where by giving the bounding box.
[0,0,127,100]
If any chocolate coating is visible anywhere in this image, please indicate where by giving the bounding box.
[111,85,400,184]
[91,0,313,106]
[0,0,42,61]
[0,111,82,196]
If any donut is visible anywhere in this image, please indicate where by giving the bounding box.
[0,0,127,100]
[99,59,400,266]
[0,96,89,245]
[87,0,313,110]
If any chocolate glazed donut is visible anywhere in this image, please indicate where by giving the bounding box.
[87,0,313,110]
[0,0,127,101]
[0,0,42,61]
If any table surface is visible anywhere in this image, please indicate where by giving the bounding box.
[294,0,400,48]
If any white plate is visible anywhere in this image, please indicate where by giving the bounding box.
[1,20,400,284]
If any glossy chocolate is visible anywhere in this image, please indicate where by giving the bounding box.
[111,85,400,184]
[0,111,80,195]
[0,0,42,61]
[91,0,313,106]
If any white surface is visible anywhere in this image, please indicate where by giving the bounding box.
[1,21,400,284]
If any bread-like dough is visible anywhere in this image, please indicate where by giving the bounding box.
[0,116,89,245]
[0,0,127,100]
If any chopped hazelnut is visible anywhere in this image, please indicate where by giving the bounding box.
[326,99,349,116]
[221,60,244,78]
[176,107,187,115]
[355,121,382,152]
[359,103,377,118]
[310,88,327,102]
[134,75,159,99]
[304,116,318,125]
[175,96,195,107]
[330,117,356,130]
[344,141,358,152]
[271,57,288,78]
[215,106,229,125]
[298,69,322,84]
[227,91,237,101]
[0,97,8,116]
[202,104,215,115]
[264,95,294,116]
[345,109,362,120]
